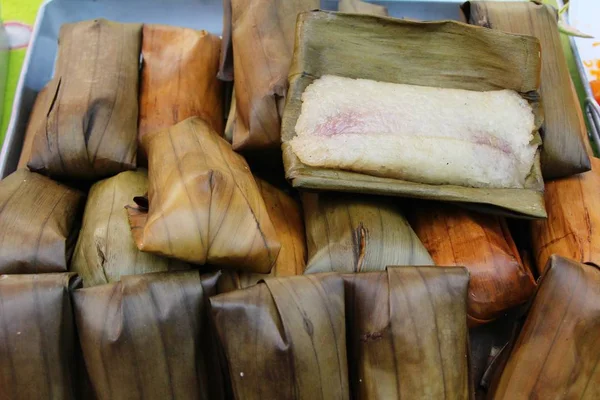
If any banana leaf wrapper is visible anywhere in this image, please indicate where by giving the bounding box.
[210,274,349,399]
[218,178,306,292]
[224,91,236,143]
[225,0,319,152]
[408,204,536,326]
[531,157,600,274]
[71,170,191,287]
[127,117,281,272]
[0,169,85,274]
[18,84,49,169]
[27,19,141,181]
[73,271,223,400]
[490,256,600,399]
[462,1,591,180]
[0,273,81,400]
[343,267,471,400]
[138,25,223,165]
[338,0,388,16]
[281,11,545,219]
[302,192,433,274]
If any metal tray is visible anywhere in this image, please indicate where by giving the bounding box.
[0,0,465,178]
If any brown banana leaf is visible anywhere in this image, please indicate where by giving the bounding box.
[490,256,600,399]
[224,91,236,143]
[71,170,191,287]
[126,117,280,273]
[227,0,319,152]
[210,274,349,399]
[0,169,85,274]
[338,0,388,16]
[462,1,591,180]
[0,273,81,400]
[408,203,536,326]
[281,11,546,219]
[27,19,140,181]
[138,25,223,165]
[302,192,433,274]
[73,271,223,400]
[18,85,49,169]
[531,157,600,274]
[343,267,470,399]
[218,178,306,292]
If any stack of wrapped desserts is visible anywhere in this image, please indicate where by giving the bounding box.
[1,1,599,399]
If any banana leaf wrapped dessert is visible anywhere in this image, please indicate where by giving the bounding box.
[462,1,591,179]
[408,203,536,326]
[27,19,141,181]
[302,192,433,274]
[282,12,545,218]
[0,273,81,400]
[73,271,223,400]
[18,84,49,169]
[531,157,600,274]
[138,25,223,165]
[71,170,190,287]
[0,169,85,274]
[218,178,306,292]
[343,267,470,399]
[222,0,319,152]
[211,274,349,399]
[490,256,600,399]
[127,117,280,272]
[210,267,470,400]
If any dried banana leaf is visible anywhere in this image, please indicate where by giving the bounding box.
[302,192,433,274]
[343,267,470,399]
[138,25,223,165]
[127,117,280,272]
[281,11,546,218]
[0,169,85,274]
[210,274,349,399]
[463,1,591,180]
[490,256,600,399]
[218,178,306,292]
[18,85,49,169]
[224,91,236,143]
[227,0,319,152]
[408,203,536,326]
[27,19,140,181]
[531,157,600,274]
[73,271,223,400]
[71,170,191,287]
[0,273,81,400]
[338,0,388,16]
